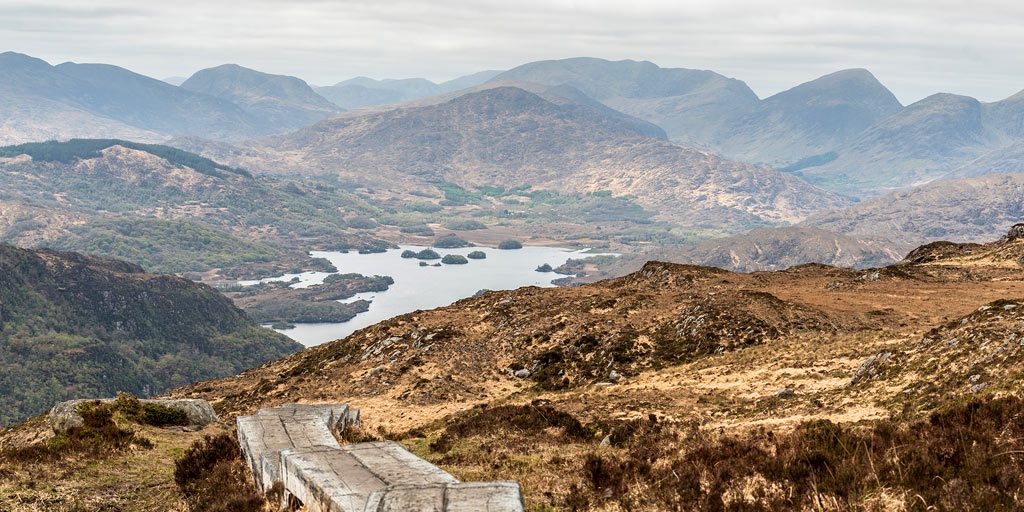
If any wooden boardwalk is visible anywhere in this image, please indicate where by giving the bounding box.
[236,403,523,511]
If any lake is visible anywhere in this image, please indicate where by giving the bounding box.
[243,245,607,347]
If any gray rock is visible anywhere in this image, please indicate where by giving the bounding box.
[849,351,893,386]
[776,388,796,398]
[1006,223,1024,241]
[608,370,621,383]
[49,397,217,433]
[513,369,531,379]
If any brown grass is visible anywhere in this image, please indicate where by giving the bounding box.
[0,400,152,463]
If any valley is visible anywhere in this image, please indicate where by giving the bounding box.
[0,41,1023,512]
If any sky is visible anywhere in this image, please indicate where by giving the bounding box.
[1,0,1022,104]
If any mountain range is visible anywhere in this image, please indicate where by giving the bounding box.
[484,58,1024,198]
[0,53,340,143]
[4,51,1022,199]
[194,86,847,231]
[2,50,1023,270]
[313,70,503,109]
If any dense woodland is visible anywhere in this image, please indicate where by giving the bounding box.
[0,244,301,426]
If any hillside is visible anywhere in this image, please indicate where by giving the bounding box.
[0,139,390,274]
[0,244,302,426]
[3,230,1024,509]
[946,139,1024,178]
[150,228,1024,511]
[796,93,1014,196]
[661,226,901,271]
[181,64,341,130]
[803,172,1024,252]
[255,86,846,231]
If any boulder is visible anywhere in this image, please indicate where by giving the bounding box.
[49,397,218,433]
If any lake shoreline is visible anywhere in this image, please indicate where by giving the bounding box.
[240,244,614,347]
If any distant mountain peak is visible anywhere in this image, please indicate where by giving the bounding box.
[181,63,340,129]
[768,68,900,106]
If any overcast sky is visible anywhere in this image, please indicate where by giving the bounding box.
[1,0,1021,104]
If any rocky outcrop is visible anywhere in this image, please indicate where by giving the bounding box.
[1005,223,1024,241]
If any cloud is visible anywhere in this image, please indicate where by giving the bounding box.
[0,0,1020,103]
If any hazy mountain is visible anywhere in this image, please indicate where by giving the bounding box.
[946,140,1024,178]
[491,57,758,146]
[0,52,348,142]
[0,52,164,144]
[654,169,1024,271]
[0,243,300,426]
[710,69,903,164]
[259,86,845,230]
[438,69,504,91]
[162,76,187,86]
[181,64,341,130]
[987,89,1024,138]
[796,93,1011,196]
[52,61,268,139]
[315,70,503,109]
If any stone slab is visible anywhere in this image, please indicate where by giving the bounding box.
[237,403,355,491]
[365,482,525,512]
[279,442,458,512]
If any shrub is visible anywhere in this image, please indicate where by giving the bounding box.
[498,240,523,250]
[467,251,486,259]
[399,224,435,236]
[346,216,378,229]
[408,201,443,213]
[441,254,469,265]
[432,234,472,248]
[444,219,487,231]
[430,404,590,453]
[536,263,553,272]
[112,393,189,427]
[415,249,441,260]
[568,396,1024,511]
[175,433,263,512]
[401,250,417,258]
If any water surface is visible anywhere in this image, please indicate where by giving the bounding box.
[249,245,604,347]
